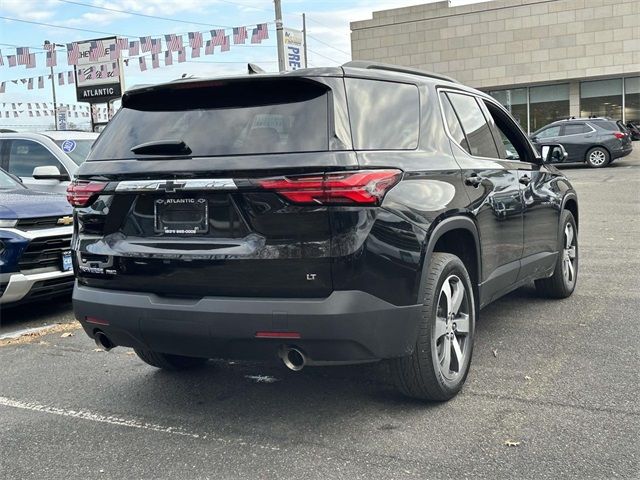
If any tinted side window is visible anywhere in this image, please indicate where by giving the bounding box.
[537,126,561,138]
[593,120,620,131]
[345,78,419,150]
[447,92,499,158]
[8,140,61,177]
[440,93,470,153]
[564,123,589,135]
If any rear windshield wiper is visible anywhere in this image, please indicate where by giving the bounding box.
[131,139,192,156]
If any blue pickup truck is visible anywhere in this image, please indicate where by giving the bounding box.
[0,168,74,306]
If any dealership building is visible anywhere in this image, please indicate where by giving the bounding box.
[350,0,640,133]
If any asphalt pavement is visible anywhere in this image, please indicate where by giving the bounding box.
[1,151,639,479]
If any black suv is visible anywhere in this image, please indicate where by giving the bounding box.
[530,117,633,167]
[69,62,579,401]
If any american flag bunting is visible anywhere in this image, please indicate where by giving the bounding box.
[177,49,186,63]
[150,38,162,54]
[0,82,5,94]
[211,29,225,46]
[164,50,173,66]
[16,47,30,65]
[26,53,36,69]
[165,34,183,51]
[257,23,269,40]
[38,76,44,89]
[129,40,140,56]
[221,35,230,52]
[188,32,203,49]
[27,78,33,90]
[46,50,57,67]
[204,40,214,55]
[151,53,160,68]
[139,56,147,71]
[0,51,3,66]
[117,38,128,50]
[67,71,75,84]
[233,26,247,44]
[89,41,102,61]
[8,55,17,67]
[140,36,152,52]
[112,62,119,77]
[191,47,200,58]
[67,43,79,65]
[251,28,261,44]
[58,72,65,85]
[109,43,120,61]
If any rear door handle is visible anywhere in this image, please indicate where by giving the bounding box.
[465,174,483,187]
[519,175,531,186]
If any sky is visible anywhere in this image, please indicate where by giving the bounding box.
[0,0,484,130]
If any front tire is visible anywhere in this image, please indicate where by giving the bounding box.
[390,253,476,402]
[535,210,578,298]
[134,348,208,370]
[585,147,610,168]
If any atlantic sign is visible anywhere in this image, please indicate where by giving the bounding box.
[74,36,124,104]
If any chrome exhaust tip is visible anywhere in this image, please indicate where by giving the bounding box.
[281,347,306,371]
[94,331,114,351]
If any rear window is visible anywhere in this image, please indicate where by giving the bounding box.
[54,139,95,165]
[345,78,419,150]
[592,120,620,131]
[89,79,329,160]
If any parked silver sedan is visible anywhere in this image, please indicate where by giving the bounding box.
[0,131,99,193]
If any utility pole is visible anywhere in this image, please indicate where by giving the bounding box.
[274,0,286,72]
[302,13,308,68]
[44,40,60,130]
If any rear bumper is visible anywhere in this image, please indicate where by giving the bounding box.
[612,143,633,159]
[0,270,74,305]
[73,284,422,363]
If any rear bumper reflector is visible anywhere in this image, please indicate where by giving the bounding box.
[255,331,301,339]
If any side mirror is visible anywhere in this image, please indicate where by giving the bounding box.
[540,144,568,164]
[32,165,69,181]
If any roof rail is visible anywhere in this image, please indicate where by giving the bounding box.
[342,61,459,84]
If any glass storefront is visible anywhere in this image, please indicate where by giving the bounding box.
[580,79,623,120]
[486,78,638,133]
[529,84,570,132]
[625,77,640,124]
[489,88,528,133]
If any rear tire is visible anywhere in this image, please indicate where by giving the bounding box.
[390,253,476,402]
[535,210,578,299]
[134,348,208,370]
[585,147,609,168]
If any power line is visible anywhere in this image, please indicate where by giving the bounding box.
[306,47,341,65]
[56,0,233,29]
[306,34,350,57]
[0,15,131,37]
[304,16,336,30]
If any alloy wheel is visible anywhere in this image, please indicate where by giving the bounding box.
[434,275,471,381]
[589,150,606,166]
[562,222,577,286]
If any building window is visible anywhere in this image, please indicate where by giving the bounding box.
[625,77,640,124]
[529,84,569,131]
[489,88,528,134]
[580,79,623,120]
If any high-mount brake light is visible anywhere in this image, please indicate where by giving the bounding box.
[256,169,402,205]
[66,181,108,207]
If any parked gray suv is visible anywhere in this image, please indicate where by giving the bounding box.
[530,117,633,168]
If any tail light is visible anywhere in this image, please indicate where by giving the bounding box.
[66,181,108,207]
[255,169,402,205]
[613,132,625,139]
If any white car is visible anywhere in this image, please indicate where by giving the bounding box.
[0,131,99,193]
